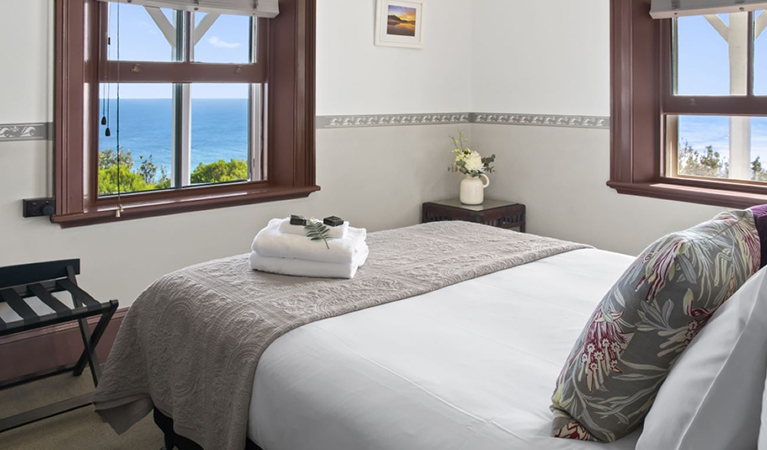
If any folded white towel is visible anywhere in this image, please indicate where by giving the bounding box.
[252,219,367,264]
[249,242,369,279]
[278,217,349,240]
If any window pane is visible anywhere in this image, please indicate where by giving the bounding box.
[107,4,178,62]
[754,10,767,95]
[675,13,748,96]
[99,84,174,196]
[669,115,767,183]
[752,117,767,181]
[674,116,730,179]
[188,84,257,186]
[193,13,253,64]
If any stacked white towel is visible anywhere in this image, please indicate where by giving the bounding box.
[279,218,349,239]
[250,218,369,279]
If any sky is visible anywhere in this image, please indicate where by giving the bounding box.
[389,6,417,22]
[105,4,252,99]
[104,5,767,165]
[672,11,767,166]
[677,12,767,95]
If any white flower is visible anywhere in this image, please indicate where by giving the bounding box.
[464,151,484,173]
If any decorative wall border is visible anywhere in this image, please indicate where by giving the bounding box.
[316,113,470,129]
[2,115,610,139]
[316,113,610,129]
[471,113,610,129]
[0,123,51,142]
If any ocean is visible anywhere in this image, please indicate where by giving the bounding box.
[99,98,249,172]
[99,100,767,174]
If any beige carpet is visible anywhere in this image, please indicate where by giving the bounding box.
[0,372,164,450]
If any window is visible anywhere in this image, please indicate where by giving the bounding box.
[666,11,767,184]
[609,0,767,208]
[54,0,318,227]
[98,4,262,197]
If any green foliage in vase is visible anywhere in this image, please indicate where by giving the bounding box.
[449,130,496,177]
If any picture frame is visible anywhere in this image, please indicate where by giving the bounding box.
[375,0,425,49]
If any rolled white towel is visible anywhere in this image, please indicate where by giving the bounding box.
[249,242,369,279]
[278,217,349,240]
[252,219,367,265]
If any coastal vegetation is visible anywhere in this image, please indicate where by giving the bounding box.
[98,147,248,195]
[678,141,767,181]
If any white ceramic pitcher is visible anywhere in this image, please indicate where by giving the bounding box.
[460,174,490,205]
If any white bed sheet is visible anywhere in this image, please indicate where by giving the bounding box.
[248,248,641,450]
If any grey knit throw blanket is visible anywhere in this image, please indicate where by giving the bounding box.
[93,221,589,450]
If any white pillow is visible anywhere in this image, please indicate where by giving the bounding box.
[637,268,767,450]
[761,375,767,450]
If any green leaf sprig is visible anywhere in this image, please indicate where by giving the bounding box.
[303,218,331,249]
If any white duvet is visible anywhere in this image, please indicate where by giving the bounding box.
[248,248,641,450]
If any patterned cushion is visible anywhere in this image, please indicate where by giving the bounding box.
[750,205,767,268]
[550,210,761,442]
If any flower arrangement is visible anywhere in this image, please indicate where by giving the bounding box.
[449,130,496,177]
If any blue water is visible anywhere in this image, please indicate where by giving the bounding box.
[99,102,767,178]
[98,99,249,174]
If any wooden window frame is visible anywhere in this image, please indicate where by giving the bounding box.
[54,0,319,227]
[608,0,767,208]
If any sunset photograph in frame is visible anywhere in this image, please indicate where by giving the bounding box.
[375,0,425,48]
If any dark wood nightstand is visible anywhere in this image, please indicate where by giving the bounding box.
[422,198,526,232]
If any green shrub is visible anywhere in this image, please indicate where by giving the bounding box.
[98,148,246,194]
[191,159,248,184]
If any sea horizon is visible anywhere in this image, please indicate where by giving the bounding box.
[100,99,767,177]
[99,98,250,172]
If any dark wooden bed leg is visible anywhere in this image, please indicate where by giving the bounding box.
[153,407,264,450]
[162,432,175,450]
[153,408,175,450]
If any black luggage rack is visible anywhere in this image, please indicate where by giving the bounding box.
[0,259,118,433]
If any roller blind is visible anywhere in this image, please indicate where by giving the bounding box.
[651,0,767,18]
[97,0,279,18]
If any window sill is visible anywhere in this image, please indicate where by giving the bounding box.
[51,184,321,228]
[607,181,767,209]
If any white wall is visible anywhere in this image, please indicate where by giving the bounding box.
[471,0,725,255]
[0,0,472,307]
[0,1,52,124]
[317,0,472,115]
[472,0,609,116]
[0,0,738,310]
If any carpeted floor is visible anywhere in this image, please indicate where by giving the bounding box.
[0,372,164,449]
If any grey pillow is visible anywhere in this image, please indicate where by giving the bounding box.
[551,210,761,442]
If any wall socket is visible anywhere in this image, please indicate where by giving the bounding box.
[23,198,56,218]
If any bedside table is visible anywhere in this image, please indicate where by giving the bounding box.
[422,198,526,232]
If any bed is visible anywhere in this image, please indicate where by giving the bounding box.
[94,222,649,450]
[245,248,640,450]
[149,247,642,450]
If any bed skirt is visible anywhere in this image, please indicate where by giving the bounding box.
[153,408,263,450]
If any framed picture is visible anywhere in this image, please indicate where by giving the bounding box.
[375,0,425,49]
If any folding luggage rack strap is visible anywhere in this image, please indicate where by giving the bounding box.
[0,259,119,433]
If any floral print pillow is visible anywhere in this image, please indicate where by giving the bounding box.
[551,210,761,443]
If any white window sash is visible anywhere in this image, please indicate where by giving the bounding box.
[96,0,279,18]
[651,0,767,18]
